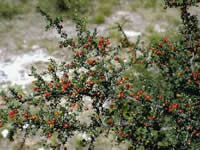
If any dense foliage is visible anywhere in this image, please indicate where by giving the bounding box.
[38,0,90,15]
[1,0,200,149]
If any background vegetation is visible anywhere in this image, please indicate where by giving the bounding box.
[0,0,200,150]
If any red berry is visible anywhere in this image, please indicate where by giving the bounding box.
[100,75,105,80]
[88,37,92,42]
[71,42,75,47]
[84,44,88,49]
[49,83,53,88]
[64,123,69,129]
[71,103,76,107]
[24,113,29,119]
[172,103,179,109]
[119,92,125,98]
[79,51,84,56]
[44,92,50,97]
[162,36,167,42]
[137,90,144,95]
[33,87,39,91]
[158,43,163,47]
[168,105,172,112]
[75,51,79,56]
[119,131,125,137]
[108,118,113,125]
[178,109,183,114]
[144,94,151,101]
[164,100,169,105]
[48,133,52,138]
[52,119,56,124]
[31,116,37,120]
[114,56,119,61]
[63,83,70,89]
[136,96,140,100]
[8,110,18,119]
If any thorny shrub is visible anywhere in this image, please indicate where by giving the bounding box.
[1,0,200,149]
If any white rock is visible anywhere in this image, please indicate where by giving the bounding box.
[68,69,75,80]
[116,11,128,16]
[23,123,29,129]
[60,98,66,107]
[90,66,96,71]
[136,50,143,58]
[90,51,97,57]
[32,45,40,50]
[124,30,141,37]
[78,67,88,74]
[133,71,140,77]
[1,129,9,138]
[92,84,98,91]
[0,49,55,87]
[154,24,165,33]
[103,101,111,108]
[147,51,152,61]
[78,133,91,141]
[124,59,128,63]
[97,56,103,61]
[38,147,45,150]
[82,96,92,102]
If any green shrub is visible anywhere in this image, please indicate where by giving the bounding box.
[97,4,112,16]
[147,32,162,43]
[0,0,31,19]
[109,30,121,41]
[91,13,105,24]
[130,0,161,11]
[144,0,157,9]
[1,1,200,150]
[145,24,155,33]
[0,1,20,19]
[38,0,90,17]
[166,15,181,26]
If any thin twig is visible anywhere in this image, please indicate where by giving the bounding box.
[17,129,28,150]
[190,52,194,72]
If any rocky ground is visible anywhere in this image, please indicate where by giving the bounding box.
[0,1,199,149]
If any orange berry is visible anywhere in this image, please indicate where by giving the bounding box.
[54,111,59,116]
[44,92,50,97]
[17,94,23,99]
[162,36,167,42]
[136,96,140,100]
[152,115,156,120]
[144,94,151,101]
[119,131,125,137]
[31,116,37,120]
